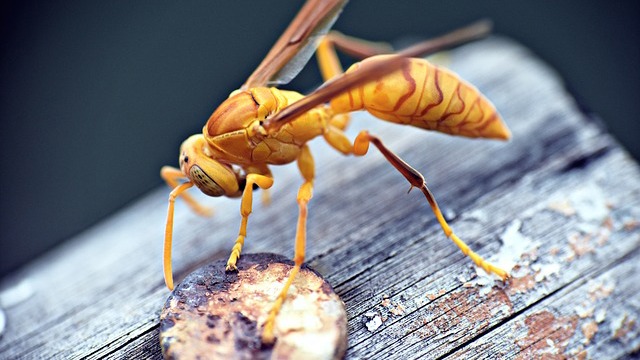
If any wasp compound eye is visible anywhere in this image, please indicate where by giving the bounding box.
[190,165,225,197]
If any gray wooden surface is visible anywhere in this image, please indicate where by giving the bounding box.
[1,37,639,359]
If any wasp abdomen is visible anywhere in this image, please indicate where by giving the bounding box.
[330,56,510,140]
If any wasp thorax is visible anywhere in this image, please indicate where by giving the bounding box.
[204,87,275,139]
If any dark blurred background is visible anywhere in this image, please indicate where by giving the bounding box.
[1,1,638,277]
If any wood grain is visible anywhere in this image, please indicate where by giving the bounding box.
[1,37,639,359]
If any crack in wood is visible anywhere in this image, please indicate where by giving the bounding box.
[85,324,159,359]
[558,142,612,174]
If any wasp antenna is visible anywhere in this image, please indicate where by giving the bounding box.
[400,19,493,59]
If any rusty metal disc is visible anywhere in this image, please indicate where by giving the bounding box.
[159,253,347,360]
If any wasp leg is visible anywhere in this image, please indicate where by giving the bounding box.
[262,145,314,344]
[353,131,510,280]
[316,33,391,132]
[261,188,272,206]
[161,166,213,217]
[323,125,353,155]
[163,181,195,290]
[225,174,274,272]
[245,165,273,207]
[316,36,350,131]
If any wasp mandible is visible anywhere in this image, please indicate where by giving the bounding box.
[160,0,511,343]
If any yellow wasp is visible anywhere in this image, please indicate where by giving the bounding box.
[160,0,511,343]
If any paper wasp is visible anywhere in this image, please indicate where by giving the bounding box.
[160,0,511,343]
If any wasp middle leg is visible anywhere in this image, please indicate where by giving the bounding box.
[262,145,314,344]
[225,172,274,271]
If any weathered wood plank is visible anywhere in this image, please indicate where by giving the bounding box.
[450,250,640,359]
[1,37,639,359]
[342,148,639,359]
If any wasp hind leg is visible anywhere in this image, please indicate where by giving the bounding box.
[315,31,397,149]
[353,131,510,280]
[316,34,372,152]
[225,173,274,272]
[262,145,314,344]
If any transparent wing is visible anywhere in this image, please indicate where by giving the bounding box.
[242,0,348,89]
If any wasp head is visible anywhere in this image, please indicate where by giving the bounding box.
[178,134,242,197]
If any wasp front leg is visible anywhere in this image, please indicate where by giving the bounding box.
[162,181,195,290]
[225,172,274,272]
[353,131,510,280]
[161,166,214,217]
[262,145,314,344]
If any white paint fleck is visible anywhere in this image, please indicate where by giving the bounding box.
[474,267,495,296]
[576,222,599,235]
[595,309,607,323]
[475,270,494,286]
[413,296,427,307]
[610,313,631,338]
[364,311,377,318]
[365,314,383,332]
[570,184,609,224]
[545,338,558,354]
[494,219,538,274]
[463,208,489,223]
[389,303,406,316]
[532,263,561,282]
[546,338,554,347]
[588,278,616,300]
[465,220,540,294]
[547,199,576,217]
[491,302,511,317]
[574,303,595,319]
